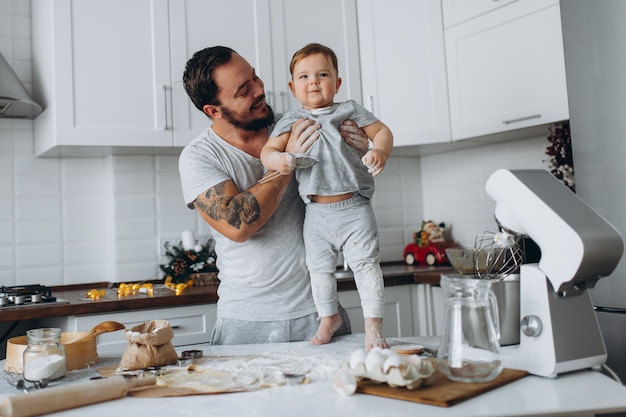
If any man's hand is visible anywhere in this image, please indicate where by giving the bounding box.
[285,118,321,154]
[340,120,369,156]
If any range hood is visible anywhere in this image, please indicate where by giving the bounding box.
[0,52,42,119]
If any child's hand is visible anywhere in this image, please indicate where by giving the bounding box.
[361,149,387,177]
[267,151,297,175]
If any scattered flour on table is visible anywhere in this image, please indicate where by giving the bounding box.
[189,353,345,388]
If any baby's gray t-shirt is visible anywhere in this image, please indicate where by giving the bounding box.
[270,100,377,203]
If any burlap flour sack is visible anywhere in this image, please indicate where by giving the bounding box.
[118,320,178,370]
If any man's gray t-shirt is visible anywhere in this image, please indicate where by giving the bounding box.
[178,127,316,321]
[270,100,378,203]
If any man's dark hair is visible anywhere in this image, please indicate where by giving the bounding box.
[183,46,236,112]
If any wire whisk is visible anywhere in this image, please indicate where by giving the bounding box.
[3,367,49,393]
[474,230,524,280]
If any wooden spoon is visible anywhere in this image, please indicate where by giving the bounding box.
[65,321,125,344]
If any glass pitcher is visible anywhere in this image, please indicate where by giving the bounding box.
[437,274,503,383]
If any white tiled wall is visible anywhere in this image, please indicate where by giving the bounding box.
[0,1,550,286]
[419,137,549,248]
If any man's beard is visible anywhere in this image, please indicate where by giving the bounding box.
[220,100,275,132]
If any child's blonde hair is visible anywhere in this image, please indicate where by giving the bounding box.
[289,43,339,78]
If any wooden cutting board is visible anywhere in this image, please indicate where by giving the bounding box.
[356,368,528,407]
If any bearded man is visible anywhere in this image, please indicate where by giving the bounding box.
[179,46,368,345]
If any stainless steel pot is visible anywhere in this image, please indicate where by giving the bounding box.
[491,274,520,346]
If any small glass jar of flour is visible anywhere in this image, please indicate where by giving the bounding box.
[23,328,66,381]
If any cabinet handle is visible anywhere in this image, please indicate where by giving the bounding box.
[502,114,541,125]
[368,95,374,112]
[280,91,287,113]
[171,324,180,329]
[162,85,169,131]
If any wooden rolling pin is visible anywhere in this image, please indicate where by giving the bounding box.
[0,375,156,417]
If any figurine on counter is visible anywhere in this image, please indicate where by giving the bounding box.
[403,220,458,266]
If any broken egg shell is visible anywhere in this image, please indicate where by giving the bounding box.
[386,367,410,387]
[420,360,438,385]
[333,370,357,396]
[405,379,425,390]
[351,362,367,377]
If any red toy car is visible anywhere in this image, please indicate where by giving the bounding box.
[403,241,458,266]
[403,220,459,266]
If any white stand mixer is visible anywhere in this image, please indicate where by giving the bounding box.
[484,169,624,378]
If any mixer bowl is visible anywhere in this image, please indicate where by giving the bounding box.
[446,248,478,275]
[445,247,504,276]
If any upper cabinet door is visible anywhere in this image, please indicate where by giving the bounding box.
[169,0,269,147]
[32,0,173,156]
[444,0,569,141]
[357,0,451,147]
[169,0,361,147]
[441,0,518,28]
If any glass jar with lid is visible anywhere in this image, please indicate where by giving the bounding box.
[23,328,66,381]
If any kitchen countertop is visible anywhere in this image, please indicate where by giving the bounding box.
[0,263,453,323]
[1,334,626,417]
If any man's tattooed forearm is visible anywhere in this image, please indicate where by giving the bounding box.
[194,183,261,229]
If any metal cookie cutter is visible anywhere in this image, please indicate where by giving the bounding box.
[181,350,203,360]
[178,349,203,367]
[283,373,306,386]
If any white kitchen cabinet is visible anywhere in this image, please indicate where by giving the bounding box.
[444,0,569,141]
[31,0,361,156]
[411,283,445,337]
[338,285,414,338]
[441,0,518,28]
[171,0,361,145]
[32,0,175,156]
[357,0,451,147]
[39,304,216,356]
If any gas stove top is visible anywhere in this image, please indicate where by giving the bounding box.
[0,285,67,307]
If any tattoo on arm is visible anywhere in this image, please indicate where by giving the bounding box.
[194,182,261,229]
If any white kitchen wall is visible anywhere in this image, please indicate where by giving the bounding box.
[0,1,550,286]
[418,136,550,249]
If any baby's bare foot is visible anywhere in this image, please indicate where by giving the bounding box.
[311,314,343,345]
[364,318,388,351]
